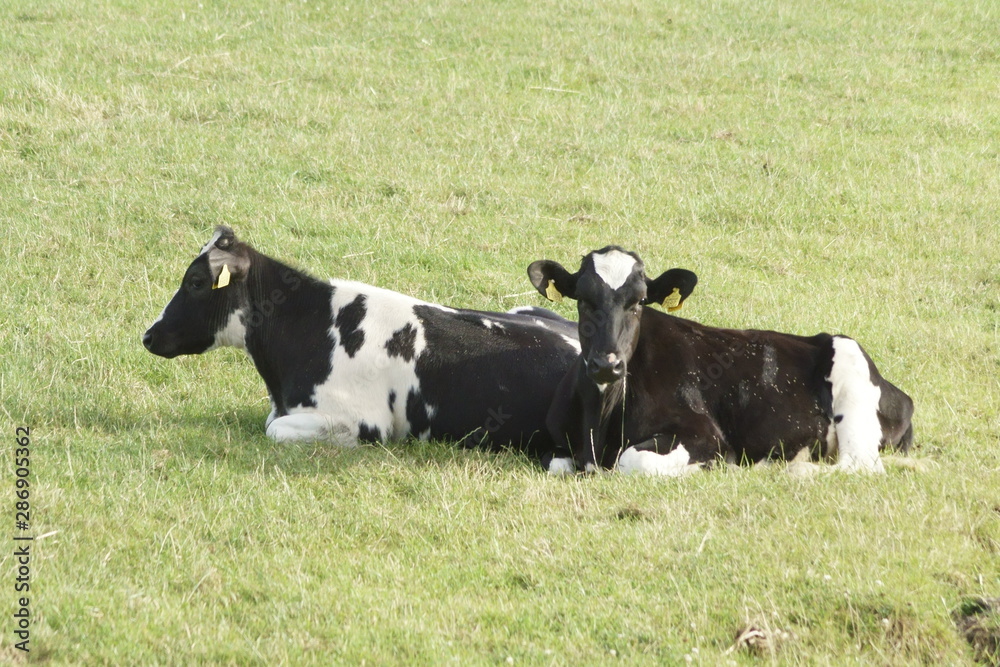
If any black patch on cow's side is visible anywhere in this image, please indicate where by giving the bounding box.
[406,387,431,435]
[336,294,367,357]
[358,422,382,443]
[387,390,397,414]
[385,322,417,361]
[409,304,581,454]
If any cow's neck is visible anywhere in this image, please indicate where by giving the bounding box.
[576,370,627,469]
[588,326,656,466]
[241,250,336,414]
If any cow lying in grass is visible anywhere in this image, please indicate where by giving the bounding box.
[143,227,581,460]
[528,246,914,475]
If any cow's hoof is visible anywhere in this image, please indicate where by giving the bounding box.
[546,457,576,476]
[786,460,823,478]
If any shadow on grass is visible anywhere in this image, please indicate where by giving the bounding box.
[145,407,544,479]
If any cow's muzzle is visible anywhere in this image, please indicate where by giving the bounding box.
[142,327,180,358]
[587,353,625,384]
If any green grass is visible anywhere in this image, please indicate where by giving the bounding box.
[2,0,999,663]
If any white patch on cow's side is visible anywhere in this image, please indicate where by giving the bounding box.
[302,280,431,443]
[258,278,578,447]
[762,345,778,386]
[208,310,247,350]
[561,335,582,353]
[480,318,505,330]
[737,380,751,408]
[681,384,708,415]
[547,457,576,476]
[827,336,884,473]
[266,413,358,446]
[592,249,637,290]
[617,445,699,477]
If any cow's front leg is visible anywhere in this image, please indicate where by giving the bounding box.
[540,451,577,476]
[574,409,611,474]
[617,440,702,477]
[616,422,723,477]
[545,369,610,474]
[265,413,358,446]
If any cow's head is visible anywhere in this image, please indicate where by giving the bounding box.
[143,226,252,358]
[528,246,697,385]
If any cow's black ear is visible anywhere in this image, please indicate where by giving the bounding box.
[646,269,697,312]
[527,260,578,302]
[209,235,251,289]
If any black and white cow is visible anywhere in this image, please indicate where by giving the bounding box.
[528,246,914,475]
[143,227,581,458]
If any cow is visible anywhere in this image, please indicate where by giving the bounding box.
[527,246,914,475]
[143,226,581,462]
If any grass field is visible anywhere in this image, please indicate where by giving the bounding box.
[2,0,999,663]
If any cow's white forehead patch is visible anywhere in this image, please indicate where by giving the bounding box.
[592,250,638,290]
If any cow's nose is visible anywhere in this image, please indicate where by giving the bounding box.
[588,354,625,383]
[142,330,154,350]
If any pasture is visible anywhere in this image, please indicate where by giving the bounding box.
[2,0,999,663]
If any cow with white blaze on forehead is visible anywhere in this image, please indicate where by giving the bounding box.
[143,227,581,463]
[528,246,914,475]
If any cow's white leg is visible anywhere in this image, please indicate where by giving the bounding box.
[546,457,576,476]
[827,337,884,473]
[265,413,359,446]
[786,446,824,477]
[617,445,700,477]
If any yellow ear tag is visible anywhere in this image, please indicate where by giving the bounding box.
[213,264,231,290]
[545,280,563,302]
[661,287,682,311]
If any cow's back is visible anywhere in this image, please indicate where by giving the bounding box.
[413,306,581,454]
[625,315,832,461]
[627,313,913,462]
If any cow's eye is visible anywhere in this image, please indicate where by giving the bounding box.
[189,278,207,291]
